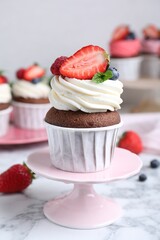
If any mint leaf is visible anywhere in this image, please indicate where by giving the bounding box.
[92,69,113,83]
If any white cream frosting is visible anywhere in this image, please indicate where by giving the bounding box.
[0,83,12,103]
[49,76,123,113]
[12,80,50,99]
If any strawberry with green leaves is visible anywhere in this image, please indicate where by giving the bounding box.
[0,163,35,193]
[50,45,120,83]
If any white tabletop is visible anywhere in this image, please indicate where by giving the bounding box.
[1,116,160,240]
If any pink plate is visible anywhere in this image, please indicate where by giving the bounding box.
[27,148,142,229]
[0,125,47,145]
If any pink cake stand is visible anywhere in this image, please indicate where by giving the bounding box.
[27,147,142,229]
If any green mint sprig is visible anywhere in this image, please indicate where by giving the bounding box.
[92,68,113,84]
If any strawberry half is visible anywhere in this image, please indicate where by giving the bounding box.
[0,163,35,193]
[143,25,159,39]
[23,65,45,81]
[111,25,129,41]
[118,131,143,154]
[60,45,109,80]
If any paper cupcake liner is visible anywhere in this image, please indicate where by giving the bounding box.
[140,55,160,78]
[0,106,13,137]
[45,121,123,173]
[111,56,143,81]
[12,101,51,130]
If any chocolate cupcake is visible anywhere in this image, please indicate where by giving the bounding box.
[12,64,51,129]
[45,45,123,172]
[0,73,12,137]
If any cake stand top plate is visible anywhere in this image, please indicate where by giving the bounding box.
[27,147,142,184]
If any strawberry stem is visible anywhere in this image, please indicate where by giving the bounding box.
[23,162,36,181]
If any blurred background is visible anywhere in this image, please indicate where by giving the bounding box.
[0,0,160,111]
[0,0,159,78]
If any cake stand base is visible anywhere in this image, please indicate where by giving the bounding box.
[44,183,122,229]
[27,148,142,229]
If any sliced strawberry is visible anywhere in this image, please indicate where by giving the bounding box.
[23,65,45,81]
[50,56,67,75]
[60,45,109,80]
[143,25,159,39]
[0,75,8,84]
[111,25,130,41]
[16,68,26,79]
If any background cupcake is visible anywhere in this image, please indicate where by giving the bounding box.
[109,25,142,81]
[45,45,123,173]
[0,72,12,137]
[12,64,51,129]
[141,24,160,78]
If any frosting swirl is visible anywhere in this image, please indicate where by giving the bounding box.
[49,76,123,113]
[0,84,12,103]
[12,80,50,99]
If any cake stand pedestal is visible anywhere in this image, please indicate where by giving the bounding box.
[27,147,142,229]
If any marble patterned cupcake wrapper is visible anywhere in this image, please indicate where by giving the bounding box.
[0,106,12,137]
[111,56,143,81]
[45,121,123,173]
[12,101,51,130]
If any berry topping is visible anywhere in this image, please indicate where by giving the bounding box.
[50,56,68,75]
[0,163,35,193]
[138,173,147,182]
[32,78,42,84]
[23,65,45,81]
[126,32,136,40]
[111,25,130,41]
[143,25,159,39]
[118,131,143,154]
[0,72,8,84]
[59,45,109,80]
[150,159,160,169]
[108,67,119,80]
[92,66,119,83]
[16,68,26,79]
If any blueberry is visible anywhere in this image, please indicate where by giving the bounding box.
[138,173,147,182]
[108,67,119,80]
[126,32,136,40]
[150,159,160,169]
[32,78,41,84]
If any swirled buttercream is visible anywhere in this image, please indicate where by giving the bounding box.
[12,80,50,99]
[0,84,12,103]
[49,76,123,113]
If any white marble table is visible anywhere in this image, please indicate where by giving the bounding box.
[0,141,160,240]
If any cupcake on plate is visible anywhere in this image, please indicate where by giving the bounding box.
[0,72,12,137]
[109,25,142,81]
[141,24,160,78]
[45,45,123,173]
[12,64,51,129]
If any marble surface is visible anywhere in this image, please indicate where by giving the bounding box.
[0,139,160,240]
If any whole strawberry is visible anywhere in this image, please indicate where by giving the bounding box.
[118,131,143,154]
[0,163,35,193]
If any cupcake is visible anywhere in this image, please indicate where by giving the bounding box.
[141,24,160,78]
[109,25,142,81]
[45,45,123,173]
[0,73,12,137]
[12,64,51,129]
